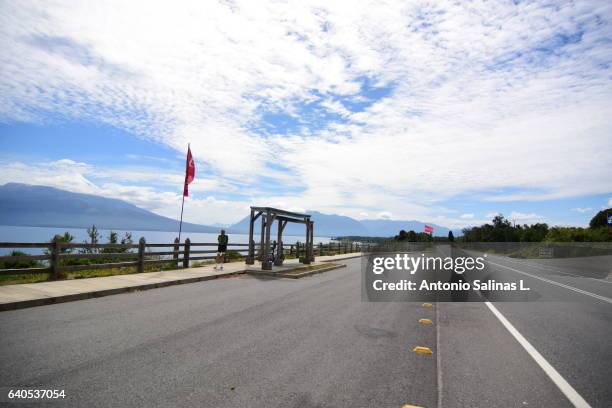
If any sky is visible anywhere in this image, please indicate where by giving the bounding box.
[0,0,611,229]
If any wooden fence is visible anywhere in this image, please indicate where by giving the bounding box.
[0,238,370,279]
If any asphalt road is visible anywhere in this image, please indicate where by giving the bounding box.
[0,256,611,407]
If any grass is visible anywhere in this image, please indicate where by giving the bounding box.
[282,262,340,276]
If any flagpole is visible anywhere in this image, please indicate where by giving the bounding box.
[178,143,190,243]
[178,194,185,243]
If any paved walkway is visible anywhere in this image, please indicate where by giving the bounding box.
[0,253,362,311]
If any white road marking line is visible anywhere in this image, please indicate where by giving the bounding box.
[484,301,592,408]
[497,257,612,285]
[487,261,612,304]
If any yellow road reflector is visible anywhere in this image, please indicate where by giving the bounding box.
[418,318,433,325]
[412,346,433,355]
[402,405,424,408]
[422,303,433,308]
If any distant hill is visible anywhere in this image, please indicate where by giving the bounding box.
[0,183,219,233]
[230,210,369,237]
[0,183,459,238]
[229,210,457,238]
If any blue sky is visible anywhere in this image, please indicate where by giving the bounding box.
[1,0,611,227]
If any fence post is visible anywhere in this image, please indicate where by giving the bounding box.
[296,242,300,260]
[319,242,323,256]
[138,237,145,273]
[50,236,60,280]
[183,238,191,268]
[173,237,180,267]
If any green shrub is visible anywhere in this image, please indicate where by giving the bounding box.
[0,251,43,269]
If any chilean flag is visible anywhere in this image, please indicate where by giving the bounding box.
[424,225,434,234]
[183,146,195,197]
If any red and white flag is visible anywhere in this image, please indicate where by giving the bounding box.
[424,225,434,234]
[183,146,195,197]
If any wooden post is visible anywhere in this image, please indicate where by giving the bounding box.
[246,209,255,264]
[258,213,266,261]
[296,242,300,259]
[262,212,273,270]
[274,219,285,266]
[319,242,323,256]
[138,237,145,273]
[303,220,311,264]
[183,238,191,268]
[50,236,60,280]
[301,224,307,264]
[173,237,180,267]
[308,221,314,262]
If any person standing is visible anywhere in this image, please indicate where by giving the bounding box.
[215,229,228,270]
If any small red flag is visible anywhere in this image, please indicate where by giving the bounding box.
[183,146,195,197]
[424,225,433,234]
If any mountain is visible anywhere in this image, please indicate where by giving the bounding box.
[0,183,459,237]
[230,210,369,237]
[0,183,219,233]
[229,210,456,238]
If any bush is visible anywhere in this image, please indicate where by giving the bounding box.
[226,250,244,261]
[0,251,43,269]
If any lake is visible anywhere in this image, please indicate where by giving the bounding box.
[0,225,332,255]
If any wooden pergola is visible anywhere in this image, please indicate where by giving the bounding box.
[245,207,314,270]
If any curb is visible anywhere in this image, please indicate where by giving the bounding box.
[320,254,362,262]
[0,271,244,312]
[245,263,347,279]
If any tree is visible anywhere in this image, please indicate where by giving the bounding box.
[82,225,100,254]
[44,232,74,255]
[589,208,611,229]
[87,225,100,245]
[518,223,548,242]
[101,231,134,254]
[396,229,408,241]
[448,231,454,242]
[121,232,133,246]
[54,232,74,253]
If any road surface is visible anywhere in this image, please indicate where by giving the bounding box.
[0,257,610,407]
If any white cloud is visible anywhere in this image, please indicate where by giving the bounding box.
[509,211,545,223]
[0,160,250,224]
[377,211,393,220]
[460,213,474,219]
[1,0,611,226]
[572,207,593,213]
[608,198,612,206]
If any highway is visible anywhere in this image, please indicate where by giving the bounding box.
[0,256,610,407]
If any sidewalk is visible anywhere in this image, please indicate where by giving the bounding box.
[0,253,362,311]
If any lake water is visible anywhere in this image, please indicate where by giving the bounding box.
[0,225,332,255]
